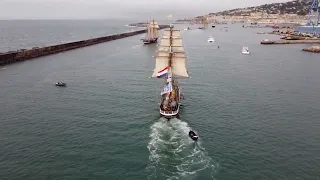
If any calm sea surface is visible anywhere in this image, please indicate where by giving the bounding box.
[0,19,142,52]
[0,20,320,180]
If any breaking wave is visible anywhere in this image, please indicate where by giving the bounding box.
[146,117,217,180]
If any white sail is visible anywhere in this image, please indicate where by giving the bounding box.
[171,53,189,77]
[151,56,169,78]
[162,30,182,38]
[159,38,183,47]
[145,19,159,40]
[151,28,189,78]
[150,20,159,38]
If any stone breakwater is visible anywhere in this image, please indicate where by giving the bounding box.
[261,39,320,45]
[0,25,170,66]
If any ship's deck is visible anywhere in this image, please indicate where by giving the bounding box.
[159,81,181,117]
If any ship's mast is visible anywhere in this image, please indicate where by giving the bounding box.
[168,26,173,69]
[150,19,154,39]
[145,20,149,39]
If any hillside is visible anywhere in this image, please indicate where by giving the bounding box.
[205,0,313,17]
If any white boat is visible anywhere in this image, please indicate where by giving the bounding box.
[151,26,189,119]
[242,46,250,55]
[208,36,215,42]
[184,27,191,31]
[55,82,66,87]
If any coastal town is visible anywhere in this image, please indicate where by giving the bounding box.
[128,0,320,53]
[174,0,320,53]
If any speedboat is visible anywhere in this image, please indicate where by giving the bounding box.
[55,82,66,87]
[189,131,198,141]
[241,46,250,55]
[184,27,191,31]
[208,36,215,42]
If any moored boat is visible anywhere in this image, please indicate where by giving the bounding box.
[184,27,191,31]
[55,82,66,87]
[208,36,215,42]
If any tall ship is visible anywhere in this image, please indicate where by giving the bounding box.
[151,26,189,118]
[141,19,160,44]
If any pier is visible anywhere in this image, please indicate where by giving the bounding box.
[0,25,170,66]
[261,39,320,45]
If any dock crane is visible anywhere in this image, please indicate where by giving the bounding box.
[306,0,320,26]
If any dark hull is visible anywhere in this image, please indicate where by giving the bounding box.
[143,38,158,44]
[55,84,66,87]
[189,131,198,141]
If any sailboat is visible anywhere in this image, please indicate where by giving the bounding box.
[151,26,189,119]
[208,36,215,42]
[141,19,160,44]
[184,27,191,31]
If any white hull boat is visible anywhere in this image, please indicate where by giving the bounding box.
[208,36,215,42]
[184,27,191,31]
[242,46,250,55]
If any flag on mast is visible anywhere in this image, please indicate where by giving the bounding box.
[167,14,172,18]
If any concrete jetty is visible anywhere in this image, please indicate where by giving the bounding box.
[261,39,320,45]
[0,25,170,66]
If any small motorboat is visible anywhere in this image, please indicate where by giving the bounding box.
[208,36,215,42]
[189,130,198,141]
[241,46,250,55]
[184,27,191,31]
[55,82,66,87]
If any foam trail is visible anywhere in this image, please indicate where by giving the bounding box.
[146,118,217,180]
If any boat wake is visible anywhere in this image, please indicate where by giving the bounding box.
[146,117,217,180]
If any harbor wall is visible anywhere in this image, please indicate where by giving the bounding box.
[261,39,320,44]
[0,25,170,66]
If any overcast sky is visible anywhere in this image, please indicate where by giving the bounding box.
[0,0,290,20]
